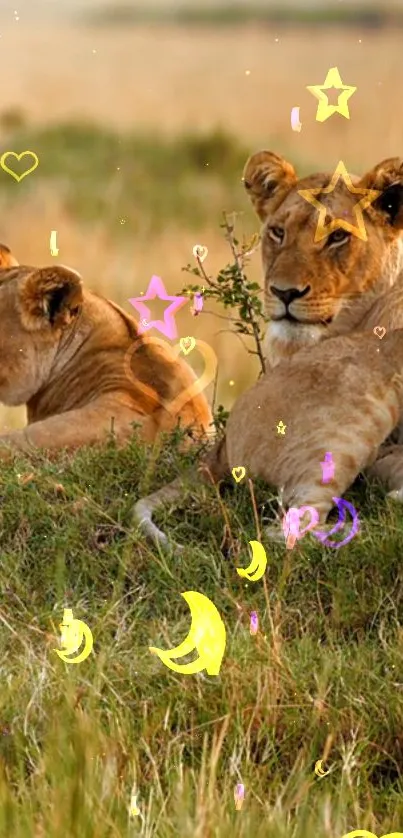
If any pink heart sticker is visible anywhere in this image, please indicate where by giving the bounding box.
[282,505,319,549]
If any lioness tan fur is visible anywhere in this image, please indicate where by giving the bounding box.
[0,250,212,457]
[133,329,403,550]
[133,152,403,549]
[242,151,403,486]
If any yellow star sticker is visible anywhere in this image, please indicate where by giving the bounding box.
[297,160,381,243]
[307,66,357,123]
[277,421,286,435]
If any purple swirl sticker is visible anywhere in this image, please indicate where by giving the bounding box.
[312,497,359,548]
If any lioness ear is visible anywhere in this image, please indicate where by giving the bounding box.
[242,150,297,221]
[18,266,83,331]
[359,157,403,229]
[0,243,18,268]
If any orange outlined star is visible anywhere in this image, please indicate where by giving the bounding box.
[307,67,357,123]
[297,161,381,243]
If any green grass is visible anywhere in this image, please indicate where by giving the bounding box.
[0,119,318,236]
[1,427,403,836]
[0,121,256,234]
[84,3,403,28]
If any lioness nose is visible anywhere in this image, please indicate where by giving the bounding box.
[270,285,311,306]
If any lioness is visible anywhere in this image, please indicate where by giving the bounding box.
[132,152,403,548]
[133,329,403,549]
[0,250,212,457]
[242,150,403,367]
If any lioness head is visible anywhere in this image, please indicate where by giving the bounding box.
[243,151,403,366]
[0,256,83,405]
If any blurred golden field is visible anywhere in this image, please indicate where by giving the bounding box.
[0,19,402,430]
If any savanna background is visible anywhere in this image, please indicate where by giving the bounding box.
[0,1,403,837]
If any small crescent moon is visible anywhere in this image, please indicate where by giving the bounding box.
[55,621,93,664]
[236,540,267,581]
[314,759,330,777]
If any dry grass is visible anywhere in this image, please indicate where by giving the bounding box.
[0,23,400,152]
[0,20,402,434]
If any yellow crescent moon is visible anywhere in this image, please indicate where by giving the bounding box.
[339,833,403,838]
[54,620,93,664]
[236,540,267,581]
[314,759,330,778]
[149,591,226,676]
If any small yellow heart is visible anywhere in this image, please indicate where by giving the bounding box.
[232,466,246,484]
[0,150,39,183]
[373,326,386,339]
[180,336,196,355]
[192,244,208,263]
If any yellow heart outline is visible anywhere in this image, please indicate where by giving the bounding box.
[180,336,196,356]
[232,466,246,483]
[0,150,39,182]
[123,335,217,417]
[192,244,208,263]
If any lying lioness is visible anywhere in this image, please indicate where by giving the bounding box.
[132,329,403,550]
[0,246,212,458]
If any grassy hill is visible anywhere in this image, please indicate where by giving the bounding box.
[0,423,402,836]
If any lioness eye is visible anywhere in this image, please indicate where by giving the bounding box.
[327,228,350,245]
[268,226,284,243]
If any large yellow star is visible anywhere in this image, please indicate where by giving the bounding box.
[307,66,357,123]
[297,161,381,243]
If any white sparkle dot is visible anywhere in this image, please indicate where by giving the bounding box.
[245,70,251,75]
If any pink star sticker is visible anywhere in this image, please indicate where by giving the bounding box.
[128,275,187,339]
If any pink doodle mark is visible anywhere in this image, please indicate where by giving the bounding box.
[234,783,245,810]
[191,291,204,317]
[282,505,320,549]
[312,497,359,548]
[128,275,187,340]
[320,452,335,483]
[249,611,258,635]
[282,498,360,550]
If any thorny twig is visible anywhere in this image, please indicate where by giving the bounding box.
[180,212,267,376]
[222,212,266,374]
